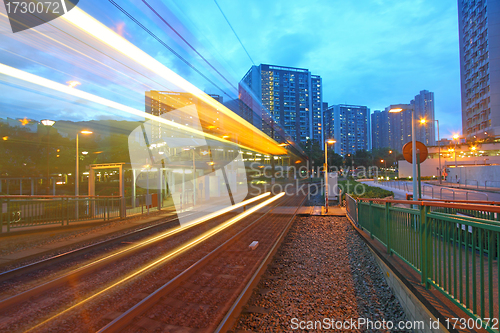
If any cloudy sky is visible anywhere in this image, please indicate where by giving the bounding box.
[0,0,461,138]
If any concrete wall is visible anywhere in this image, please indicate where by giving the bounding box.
[447,165,500,186]
[398,155,500,178]
[398,159,441,178]
[368,247,447,333]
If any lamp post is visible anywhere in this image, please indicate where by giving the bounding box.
[324,139,336,213]
[184,147,197,206]
[453,134,459,168]
[41,119,55,195]
[381,159,387,179]
[75,130,92,221]
[389,104,417,203]
[76,130,93,197]
[420,118,442,184]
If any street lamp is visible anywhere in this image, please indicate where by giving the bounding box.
[183,146,197,206]
[389,104,417,203]
[41,119,55,195]
[324,139,336,213]
[76,130,93,197]
[453,134,459,168]
[381,159,387,178]
[420,118,442,184]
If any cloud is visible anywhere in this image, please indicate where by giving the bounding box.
[0,0,464,135]
[111,21,130,38]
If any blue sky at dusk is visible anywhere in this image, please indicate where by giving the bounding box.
[0,0,461,139]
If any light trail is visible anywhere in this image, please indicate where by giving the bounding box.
[0,62,262,153]
[26,192,286,332]
[58,7,286,155]
[0,12,159,93]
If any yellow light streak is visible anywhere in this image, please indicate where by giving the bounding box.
[0,63,262,153]
[66,80,81,88]
[0,12,155,92]
[26,191,284,332]
[59,8,286,156]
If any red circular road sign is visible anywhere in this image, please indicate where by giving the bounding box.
[402,141,428,164]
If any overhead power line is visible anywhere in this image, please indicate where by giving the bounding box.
[141,0,239,93]
[108,0,234,99]
[213,0,255,65]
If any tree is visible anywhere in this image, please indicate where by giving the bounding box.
[353,150,372,168]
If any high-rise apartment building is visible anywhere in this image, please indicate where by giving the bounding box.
[388,106,413,153]
[458,0,500,138]
[371,110,390,150]
[412,90,435,146]
[371,90,435,152]
[240,64,323,146]
[326,104,370,156]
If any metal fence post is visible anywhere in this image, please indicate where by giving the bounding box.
[66,197,69,226]
[0,198,3,233]
[356,199,360,227]
[7,198,10,233]
[386,201,391,254]
[369,201,373,239]
[60,197,64,226]
[420,204,432,288]
[106,198,109,221]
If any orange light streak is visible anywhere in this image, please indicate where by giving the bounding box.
[26,192,284,332]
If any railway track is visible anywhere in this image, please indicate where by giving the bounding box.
[0,210,180,282]
[96,187,307,333]
[0,191,282,332]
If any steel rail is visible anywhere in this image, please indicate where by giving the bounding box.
[214,193,307,332]
[97,190,300,333]
[0,211,180,283]
[0,193,272,312]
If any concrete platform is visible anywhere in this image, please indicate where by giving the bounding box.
[295,206,346,216]
[312,206,346,216]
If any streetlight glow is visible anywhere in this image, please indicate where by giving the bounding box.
[41,119,55,127]
[327,139,336,144]
[81,130,93,135]
[389,103,417,201]
[419,118,427,124]
[389,108,403,113]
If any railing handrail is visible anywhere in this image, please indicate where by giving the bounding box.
[358,197,500,213]
[418,198,500,205]
[0,195,122,199]
[356,198,500,330]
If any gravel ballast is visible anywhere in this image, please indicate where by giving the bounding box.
[234,216,408,332]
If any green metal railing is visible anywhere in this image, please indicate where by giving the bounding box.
[356,198,500,332]
[0,196,124,232]
[0,194,176,233]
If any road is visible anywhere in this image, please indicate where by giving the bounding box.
[366,180,500,201]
